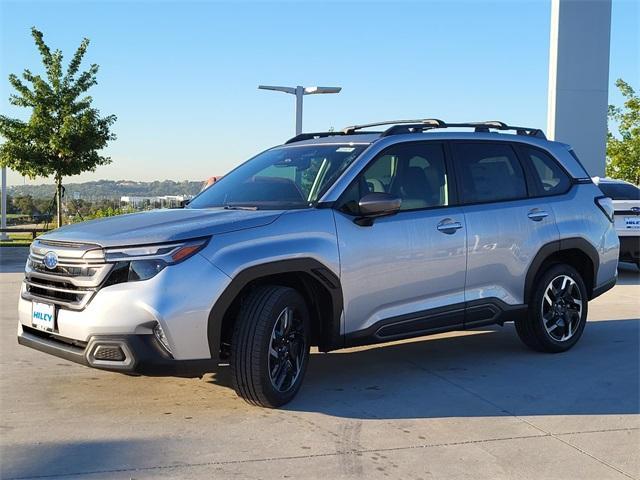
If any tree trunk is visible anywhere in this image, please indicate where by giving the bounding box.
[55,176,63,228]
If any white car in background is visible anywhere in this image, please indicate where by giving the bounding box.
[595,177,640,268]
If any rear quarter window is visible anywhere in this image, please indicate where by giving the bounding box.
[524,148,572,196]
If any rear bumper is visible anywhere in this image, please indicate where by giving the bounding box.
[618,235,639,264]
[17,324,217,377]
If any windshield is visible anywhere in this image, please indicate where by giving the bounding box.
[188,144,367,209]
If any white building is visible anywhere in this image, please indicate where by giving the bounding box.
[120,195,192,208]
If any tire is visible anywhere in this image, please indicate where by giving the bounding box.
[230,285,310,408]
[515,263,588,353]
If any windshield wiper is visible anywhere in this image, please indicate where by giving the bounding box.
[223,205,258,211]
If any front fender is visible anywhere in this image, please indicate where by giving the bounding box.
[199,209,342,358]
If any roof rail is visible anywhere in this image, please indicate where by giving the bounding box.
[284,132,343,144]
[342,118,445,135]
[380,120,546,139]
[284,130,381,145]
[284,119,546,144]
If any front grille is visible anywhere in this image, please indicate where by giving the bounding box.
[22,240,113,310]
[28,259,99,278]
[25,276,95,307]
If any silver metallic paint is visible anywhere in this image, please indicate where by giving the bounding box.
[17,132,618,364]
[333,207,467,334]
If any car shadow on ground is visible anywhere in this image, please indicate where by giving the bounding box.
[0,439,167,480]
[209,315,639,420]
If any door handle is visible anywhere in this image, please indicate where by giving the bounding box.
[527,209,549,222]
[437,219,463,234]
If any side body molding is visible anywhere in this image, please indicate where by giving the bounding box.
[207,258,344,359]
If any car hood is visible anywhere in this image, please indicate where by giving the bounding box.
[38,208,284,247]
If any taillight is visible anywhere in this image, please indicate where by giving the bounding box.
[595,196,614,223]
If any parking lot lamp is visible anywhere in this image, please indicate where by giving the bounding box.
[258,85,342,135]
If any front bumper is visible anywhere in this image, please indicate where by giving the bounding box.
[18,252,232,361]
[17,323,217,377]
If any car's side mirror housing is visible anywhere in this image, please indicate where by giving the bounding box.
[355,193,401,226]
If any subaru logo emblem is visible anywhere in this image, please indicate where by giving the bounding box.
[43,251,58,270]
[632,207,640,215]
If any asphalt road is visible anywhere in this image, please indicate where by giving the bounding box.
[1,247,638,479]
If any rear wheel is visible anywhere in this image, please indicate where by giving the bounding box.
[230,286,310,408]
[516,264,588,353]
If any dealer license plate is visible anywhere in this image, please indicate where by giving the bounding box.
[624,217,640,230]
[32,301,55,331]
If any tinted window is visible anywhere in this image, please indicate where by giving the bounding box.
[598,182,640,200]
[453,143,527,203]
[340,142,449,214]
[525,148,572,196]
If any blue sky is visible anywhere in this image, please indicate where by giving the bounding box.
[1,0,638,185]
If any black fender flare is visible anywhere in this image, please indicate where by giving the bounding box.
[207,258,343,359]
[524,237,599,302]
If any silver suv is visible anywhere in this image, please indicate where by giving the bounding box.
[17,119,619,407]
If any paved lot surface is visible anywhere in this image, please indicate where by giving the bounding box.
[1,247,638,479]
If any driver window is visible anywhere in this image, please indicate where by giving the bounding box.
[341,142,449,214]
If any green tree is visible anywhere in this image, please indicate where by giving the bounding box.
[12,195,38,215]
[607,79,640,185]
[0,27,116,227]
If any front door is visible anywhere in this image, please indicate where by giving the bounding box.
[333,141,467,344]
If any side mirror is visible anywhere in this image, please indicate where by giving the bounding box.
[355,193,401,225]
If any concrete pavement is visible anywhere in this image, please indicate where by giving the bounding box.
[1,247,638,479]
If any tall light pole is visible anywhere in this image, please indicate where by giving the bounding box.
[258,85,342,135]
[1,167,8,241]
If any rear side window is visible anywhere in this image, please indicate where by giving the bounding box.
[452,143,527,203]
[525,148,572,196]
[598,183,640,200]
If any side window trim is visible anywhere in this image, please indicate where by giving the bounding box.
[450,140,530,206]
[512,143,544,197]
[335,140,455,215]
[443,141,460,206]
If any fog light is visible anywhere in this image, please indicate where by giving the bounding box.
[153,322,172,355]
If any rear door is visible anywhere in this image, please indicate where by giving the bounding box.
[451,141,560,322]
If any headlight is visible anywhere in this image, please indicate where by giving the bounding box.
[103,238,209,285]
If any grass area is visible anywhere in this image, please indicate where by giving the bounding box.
[0,232,35,247]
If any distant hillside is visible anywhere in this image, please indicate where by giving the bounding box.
[8,180,206,200]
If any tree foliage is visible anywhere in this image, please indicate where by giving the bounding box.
[0,27,116,225]
[607,79,640,185]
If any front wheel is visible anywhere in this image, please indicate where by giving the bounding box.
[231,286,310,408]
[516,264,588,353]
